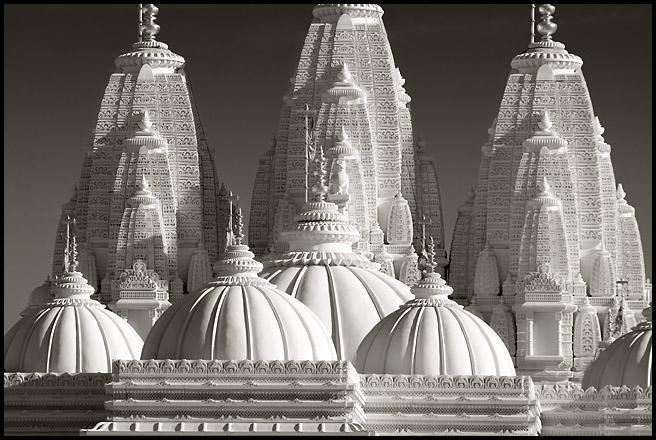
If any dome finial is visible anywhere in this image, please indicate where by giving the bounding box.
[139,4,160,42]
[536,4,557,41]
[63,215,79,273]
[311,146,328,202]
[425,236,437,274]
[233,207,244,245]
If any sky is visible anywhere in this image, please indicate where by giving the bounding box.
[4,4,652,332]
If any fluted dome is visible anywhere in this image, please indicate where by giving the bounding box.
[262,199,412,361]
[4,268,143,373]
[354,250,515,376]
[141,243,337,361]
[582,304,652,389]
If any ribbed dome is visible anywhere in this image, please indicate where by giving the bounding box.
[262,199,412,361]
[141,243,337,361]
[582,304,652,389]
[263,265,411,361]
[4,270,143,373]
[354,249,515,376]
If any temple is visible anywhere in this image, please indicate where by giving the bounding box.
[4,3,652,437]
[248,4,446,284]
[48,4,229,338]
[449,4,651,380]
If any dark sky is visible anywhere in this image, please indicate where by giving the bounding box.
[4,4,651,331]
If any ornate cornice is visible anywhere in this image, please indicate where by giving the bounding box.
[113,359,356,378]
[313,4,384,21]
[115,41,185,73]
[266,250,379,269]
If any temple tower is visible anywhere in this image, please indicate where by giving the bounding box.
[449,4,649,380]
[249,4,445,282]
[50,5,227,336]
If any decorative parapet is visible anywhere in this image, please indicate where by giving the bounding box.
[112,359,357,381]
[361,374,535,397]
[4,372,112,435]
[360,374,541,435]
[536,383,652,436]
[537,382,652,405]
[84,360,367,435]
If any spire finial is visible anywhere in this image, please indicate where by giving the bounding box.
[337,63,352,82]
[337,126,349,142]
[536,4,557,41]
[139,4,160,42]
[138,109,153,131]
[617,183,627,202]
[530,4,536,44]
[538,110,553,131]
[537,176,550,193]
[137,174,150,191]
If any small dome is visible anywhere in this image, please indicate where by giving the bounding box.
[354,247,515,376]
[262,199,412,361]
[582,304,652,389]
[141,243,337,361]
[4,270,143,373]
